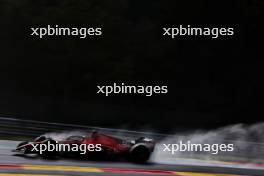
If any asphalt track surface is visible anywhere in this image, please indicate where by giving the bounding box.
[0,141,263,176]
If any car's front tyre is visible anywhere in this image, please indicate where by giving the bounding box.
[130,145,151,163]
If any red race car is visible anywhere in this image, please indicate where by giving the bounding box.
[13,131,155,163]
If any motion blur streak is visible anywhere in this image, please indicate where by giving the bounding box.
[152,122,264,164]
[0,164,245,176]
[0,175,61,176]
[173,173,238,176]
[22,165,103,173]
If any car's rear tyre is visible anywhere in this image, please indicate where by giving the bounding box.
[40,139,58,159]
[130,145,150,163]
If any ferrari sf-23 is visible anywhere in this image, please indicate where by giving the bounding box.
[13,131,155,163]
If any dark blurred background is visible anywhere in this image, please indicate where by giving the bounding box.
[0,0,263,132]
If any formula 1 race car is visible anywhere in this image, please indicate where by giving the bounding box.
[13,131,155,163]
